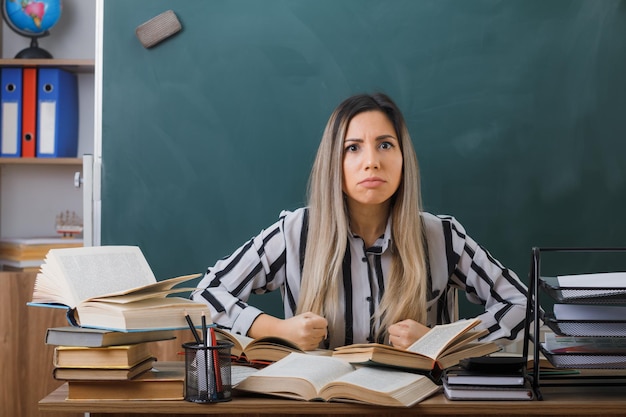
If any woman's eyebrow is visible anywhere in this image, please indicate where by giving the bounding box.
[344,134,397,142]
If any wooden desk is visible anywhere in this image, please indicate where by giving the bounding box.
[40,383,626,417]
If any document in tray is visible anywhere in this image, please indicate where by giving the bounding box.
[541,344,626,369]
[557,272,626,300]
[551,304,626,337]
[544,333,626,354]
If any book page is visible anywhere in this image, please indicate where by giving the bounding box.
[407,319,479,360]
[215,328,253,353]
[249,336,302,351]
[86,274,201,302]
[324,365,426,393]
[319,366,440,407]
[441,329,487,353]
[246,352,354,394]
[44,246,156,305]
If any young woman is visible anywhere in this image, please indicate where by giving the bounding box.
[192,93,527,350]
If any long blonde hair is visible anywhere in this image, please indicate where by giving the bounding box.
[297,93,428,340]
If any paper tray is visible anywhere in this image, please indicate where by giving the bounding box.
[543,314,626,337]
[540,344,626,369]
[539,277,626,304]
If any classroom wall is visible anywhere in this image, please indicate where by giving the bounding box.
[101,0,626,317]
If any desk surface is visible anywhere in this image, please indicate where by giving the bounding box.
[40,383,626,417]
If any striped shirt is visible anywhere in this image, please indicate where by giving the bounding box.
[192,208,527,349]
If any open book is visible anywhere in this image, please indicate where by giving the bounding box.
[332,319,499,375]
[214,328,331,364]
[235,352,441,407]
[30,245,208,331]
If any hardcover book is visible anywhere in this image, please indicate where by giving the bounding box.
[214,328,331,364]
[443,379,533,401]
[0,237,83,261]
[235,352,441,407]
[45,326,176,347]
[332,319,499,374]
[53,357,156,381]
[443,365,526,386]
[66,362,184,400]
[53,343,153,368]
[29,245,207,331]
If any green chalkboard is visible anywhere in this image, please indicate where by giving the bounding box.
[101,0,626,318]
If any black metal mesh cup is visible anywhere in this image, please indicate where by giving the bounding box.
[182,340,233,403]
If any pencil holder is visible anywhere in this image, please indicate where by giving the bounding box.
[182,341,234,403]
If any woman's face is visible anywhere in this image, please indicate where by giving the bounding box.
[342,110,403,209]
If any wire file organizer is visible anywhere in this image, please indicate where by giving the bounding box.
[522,247,626,400]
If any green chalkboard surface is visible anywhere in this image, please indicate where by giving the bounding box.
[102,0,626,318]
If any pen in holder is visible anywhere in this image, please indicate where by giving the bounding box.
[182,340,233,403]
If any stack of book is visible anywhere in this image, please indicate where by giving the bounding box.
[0,237,82,272]
[46,326,185,400]
[442,359,534,401]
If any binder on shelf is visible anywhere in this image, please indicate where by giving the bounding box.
[21,67,38,158]
[0,67,23,157]
[36,68,79,158]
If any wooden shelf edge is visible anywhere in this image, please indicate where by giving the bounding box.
[0,58,94,73]
[0,157,82,166]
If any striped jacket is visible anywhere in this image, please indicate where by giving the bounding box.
[192,207,527,349]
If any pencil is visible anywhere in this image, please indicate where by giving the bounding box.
[210,325,224,396]
[201,311,208,347]
[201,312,214,399]
[184,311,202,345]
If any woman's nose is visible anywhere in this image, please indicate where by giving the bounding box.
[364,147,380,170]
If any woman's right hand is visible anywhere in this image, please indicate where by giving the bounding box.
[248,312,327,351]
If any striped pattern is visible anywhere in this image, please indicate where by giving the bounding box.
[192,208,527,349]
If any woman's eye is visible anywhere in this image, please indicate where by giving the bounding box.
[345,144,358,152]
[380,142,393,150]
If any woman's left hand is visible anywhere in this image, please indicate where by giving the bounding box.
[388,319,430,349]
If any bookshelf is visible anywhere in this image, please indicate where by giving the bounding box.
[0,58,94,72]
[0,58,94,240]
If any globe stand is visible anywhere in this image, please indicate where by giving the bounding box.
[14,36,53,59]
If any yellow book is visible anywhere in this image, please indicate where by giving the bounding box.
[53,357,156,380]
[0,237,83,261]
[53,343,153,368]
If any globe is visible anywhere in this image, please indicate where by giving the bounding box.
[2,0,63,58]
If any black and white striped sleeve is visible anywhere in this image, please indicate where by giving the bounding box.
[428,214,528,342]
[191,212,291,336]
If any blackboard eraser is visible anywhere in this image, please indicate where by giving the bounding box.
[135,10,182,49]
